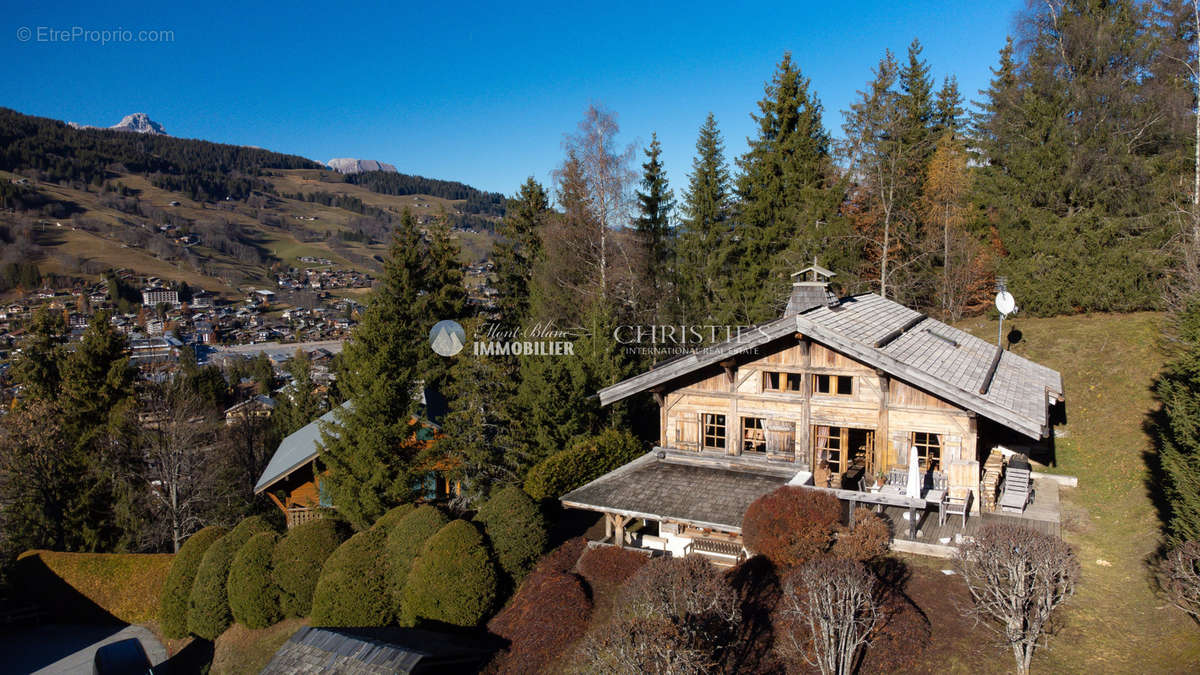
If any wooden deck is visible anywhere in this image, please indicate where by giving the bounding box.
[864,479,1062,557]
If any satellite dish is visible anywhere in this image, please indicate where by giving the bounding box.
[995,290,1016,316]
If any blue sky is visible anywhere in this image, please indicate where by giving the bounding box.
[2,1,1020,198]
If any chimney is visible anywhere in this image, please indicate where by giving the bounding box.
[784,261,838,316]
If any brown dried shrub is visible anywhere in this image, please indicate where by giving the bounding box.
[488,570,593,674]
[577,545,649,589]
[832,508,892,562]
[743,487,841,568]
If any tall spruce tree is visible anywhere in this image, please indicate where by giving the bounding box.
[677,113,734,324]
[736,53,848,322]
[934,75,965,136]
[493,178,549,330]
[275,349,327,436]
[321,210,461,530]
[635,132,675,293]
[1154,295,1200,545]
[972,3,1169,315]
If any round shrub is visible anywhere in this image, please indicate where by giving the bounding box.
[533,536,588,577]
[273,518,348,618]
[228,532,280,629]
[159,526,227,639]
[577,545,649,590]
[487,570,593,674]
[310,528,392,627]
[833,507,892,562]
[373,503,416,531]
[524,429,643,500]
[474,486,547,587]
[403,520,499,628]
[742,486,841,568]
[187,516,274,639]
[385,505,449,600]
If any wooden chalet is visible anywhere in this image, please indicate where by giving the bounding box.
[254,389,459,529]
[562,267,1065,561]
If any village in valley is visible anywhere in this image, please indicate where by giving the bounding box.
[2,1,1200,674]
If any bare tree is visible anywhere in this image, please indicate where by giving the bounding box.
[1161,540,1200,620]
[550,105,642,318]
[135,382,222,552]
[575,615,713,675]
[777,557,878,675]
[955,524,1080,675]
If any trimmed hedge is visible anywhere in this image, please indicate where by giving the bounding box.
[403,520,499,628]
[14,550,173,626]
[160,526,227,638]
[373,503,417,531]
[187,516,275,639]
[228,532,280,629]
[310,528,392,627]
[524,429,643,500]
[385,505,449,602]
[474,486,547,587]
[273,518,347,618]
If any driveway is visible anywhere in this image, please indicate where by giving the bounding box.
[0,624,167,674]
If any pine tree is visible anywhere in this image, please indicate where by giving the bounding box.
[736,53,848,322]
[1155,295,1200,545]
[10,308,66,402]
[59,310,136,441]
[321,210,441,530]
[493,178,549,330]
[275,349,327,436]
[677,113,733,324]
[934,76,965,136]
[898,38,936,166]
[635,132,675,293]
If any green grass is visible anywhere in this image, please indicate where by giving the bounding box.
[14,550,174,624]
[953,312,1200,672]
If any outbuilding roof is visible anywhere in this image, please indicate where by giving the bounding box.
[253,402,347,493]
[560,452,793,532]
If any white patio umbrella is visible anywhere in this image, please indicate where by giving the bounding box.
[906,443,921,499]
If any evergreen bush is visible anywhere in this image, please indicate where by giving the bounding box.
[309,528,392,627]
[402,520,499,628]
[160,526,228,638]
[187,516,274,639]
[272,518,348,618]
[474,486,547,587]
[384,505,449,601]
[524,429,643,500]
[227,531,280,629]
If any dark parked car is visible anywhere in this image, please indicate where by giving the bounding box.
[92,638,153,675]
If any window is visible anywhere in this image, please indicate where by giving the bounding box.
[742,417,766,454]
[814,425,844,473]
[813,373,854,396]
[911,432,942,471]
[763,371,804,392]
[702,413,726,449]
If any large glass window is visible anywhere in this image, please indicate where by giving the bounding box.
[742,417,766,454]
[702,413,726,450]
[763,371,804,392]
[910,432,942,471]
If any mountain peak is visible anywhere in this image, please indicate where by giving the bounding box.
[111,112,166,134]
[68,112,167,135]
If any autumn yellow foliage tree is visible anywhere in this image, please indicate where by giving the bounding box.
[922,133,991,321]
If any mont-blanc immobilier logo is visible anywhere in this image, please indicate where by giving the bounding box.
[429,320,466,356]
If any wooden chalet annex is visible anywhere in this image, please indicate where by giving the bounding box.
[562,267,1064,560]
[254,389,458,528]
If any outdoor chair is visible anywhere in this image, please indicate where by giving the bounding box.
[940,488,972,528]
[998,465,1033,513]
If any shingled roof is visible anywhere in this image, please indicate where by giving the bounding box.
[560,452,793,532]
[598,293,1063,439]
[261,626,493,675]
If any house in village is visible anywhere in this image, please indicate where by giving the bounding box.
[224,394,276,425]
[562,267,1065,562]
[254,389,459,529]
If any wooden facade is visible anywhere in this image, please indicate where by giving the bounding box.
[656,335,983,508]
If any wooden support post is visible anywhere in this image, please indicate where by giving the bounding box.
[908,507,917,538]
[614,515,631,549]
[720,359,737,384]
[652,389,666,448]
[798,338,811,466]
[604,513,613,541]
[876,372,890,473]
[848,498,856,530]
